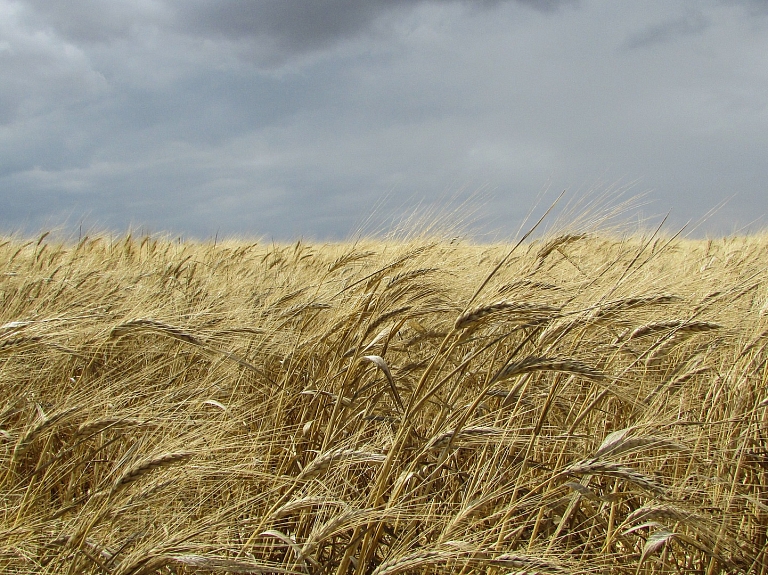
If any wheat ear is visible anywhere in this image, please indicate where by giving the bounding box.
[455,301,560,330]
[492,356,604,383]
[371,550,458,575]
[297,449,385,481]
[111,451,193,495]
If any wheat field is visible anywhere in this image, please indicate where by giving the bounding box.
[1,228,767,574]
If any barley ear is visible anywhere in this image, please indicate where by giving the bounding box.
[111,451,193,495]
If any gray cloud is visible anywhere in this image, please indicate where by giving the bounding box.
[622,11,709,50]
[17,1,170,44]
[175,0,576,64]
[1,0,767,240]
[178,1,405,51]
[177,1,575,40]
[17,1,575,59]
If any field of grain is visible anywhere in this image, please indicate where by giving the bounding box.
[1,229,767,574]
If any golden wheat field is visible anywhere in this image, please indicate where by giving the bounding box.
[1,228,767,574]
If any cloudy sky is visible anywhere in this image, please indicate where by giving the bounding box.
[2,0,767,240]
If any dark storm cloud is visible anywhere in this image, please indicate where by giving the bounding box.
[183,0,575,52]
[177,1,408,53]
[178,0,574,47]
[19,0,574,53]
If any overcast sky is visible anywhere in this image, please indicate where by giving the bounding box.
[2,0,767,240]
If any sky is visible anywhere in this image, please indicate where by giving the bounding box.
[1,0,767,240]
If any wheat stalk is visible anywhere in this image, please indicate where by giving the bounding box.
[371,549,459,575]
[111,451,193,495]
[491,356,604,383]
[296,449,386,481]
[618,320,722,342]
[268,497,347,520]
[110,318,203,345]
[75,417,142,438]
[562,458,665,494]
[454,301,560,330]
[12,404,80,459]
[169,554,300,574]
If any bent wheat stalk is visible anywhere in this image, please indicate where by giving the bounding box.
[491,356,604,384]
[111,451,193,495]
